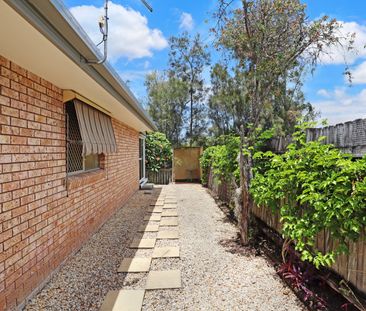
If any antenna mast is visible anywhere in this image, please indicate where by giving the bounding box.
[85,0,109,64]
[85,0,153,65]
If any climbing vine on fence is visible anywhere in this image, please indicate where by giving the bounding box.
[251,123,366,268]
[200,135,240,185]
[200,129,274,186]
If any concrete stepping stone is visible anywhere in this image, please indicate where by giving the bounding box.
[149,205,164,209]
[162,210,178,217]
[162,204,177,209]
[165,201,177,204]
[150,202,164,207]
[100,289,145,311]
[144,215,161,221]
[152,247,180,258]
[147,207,163,213]
[146,270,181,290]
[145,212,162,217]
[130,238,156,248]
[160,218,178,227]
[138,225,159,232]
[146,211,162,215]
[157,231,179,239]
[118,258,152,273]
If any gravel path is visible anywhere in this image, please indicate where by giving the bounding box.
[24,184,305,311]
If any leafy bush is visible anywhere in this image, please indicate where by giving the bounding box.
[200,135,240,185]
[200,146,217,185]
[251,123,366,268]
[145,132,172,172]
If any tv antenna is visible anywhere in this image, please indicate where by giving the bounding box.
[85,0,153,64]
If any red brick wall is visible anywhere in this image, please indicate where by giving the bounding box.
[0,56,140,310]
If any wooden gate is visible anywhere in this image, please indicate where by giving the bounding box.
[173,147,203,182]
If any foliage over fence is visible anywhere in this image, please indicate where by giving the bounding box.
[145,132,172,172]
[251,123,366,268]
[200,135,240,186]
[200,130,274,186]
[201,123,366,268]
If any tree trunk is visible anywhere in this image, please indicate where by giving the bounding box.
[239,128,253,245]
[189,87,193,147]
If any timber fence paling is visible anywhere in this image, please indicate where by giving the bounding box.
[269,118,366,157]
[207,168,233,206]
[252,200,366,295]
[207,166,366,295]
[147,168,172,185]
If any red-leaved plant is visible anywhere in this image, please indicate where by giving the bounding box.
[278,244,327,310]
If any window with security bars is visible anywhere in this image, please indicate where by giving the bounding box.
[66,101,99,174]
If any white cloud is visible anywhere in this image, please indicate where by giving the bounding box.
[319,21,366,65]
[70,2,167,61]
[179,12,194,31]
[350,61,366,84]
[317,89,331,98]
[312,87,366,125]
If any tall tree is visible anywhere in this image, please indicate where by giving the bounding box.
[145,71,189,146]
[168,32,211,145]
[208,63,317,137]
[215,0,348,244]
[208,64,247,136]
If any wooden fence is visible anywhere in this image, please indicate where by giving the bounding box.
[207,168,235,206]
[206,167,366,295]
[252,205,366,295]
[205,118,366,294]
[147,169,172,185]
[269,118,366,157]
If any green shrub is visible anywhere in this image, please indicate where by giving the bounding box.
[145,132,172,172]
[251,122,366,268]
[200,135,240,185]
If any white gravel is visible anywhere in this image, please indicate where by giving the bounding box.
[24,184,305,311]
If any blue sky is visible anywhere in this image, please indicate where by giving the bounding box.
[64,0,366,125]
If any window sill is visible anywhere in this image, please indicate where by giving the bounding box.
[67,169,106,191]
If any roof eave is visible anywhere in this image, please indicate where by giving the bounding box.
[4,0,157,131]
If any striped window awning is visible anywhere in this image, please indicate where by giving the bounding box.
[73,99,117,156]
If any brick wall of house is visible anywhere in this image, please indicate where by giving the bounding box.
[0,55,140,310]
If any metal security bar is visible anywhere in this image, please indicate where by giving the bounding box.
[66,102,83,174]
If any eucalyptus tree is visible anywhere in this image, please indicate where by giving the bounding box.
[208,63,317,137]
[168,32,211,145]
[145,71,189,146]
[209,63,248,136]
[215,0,350,244]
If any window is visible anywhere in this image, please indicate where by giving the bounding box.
[65,100,117,175]
[66,101,100,174]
